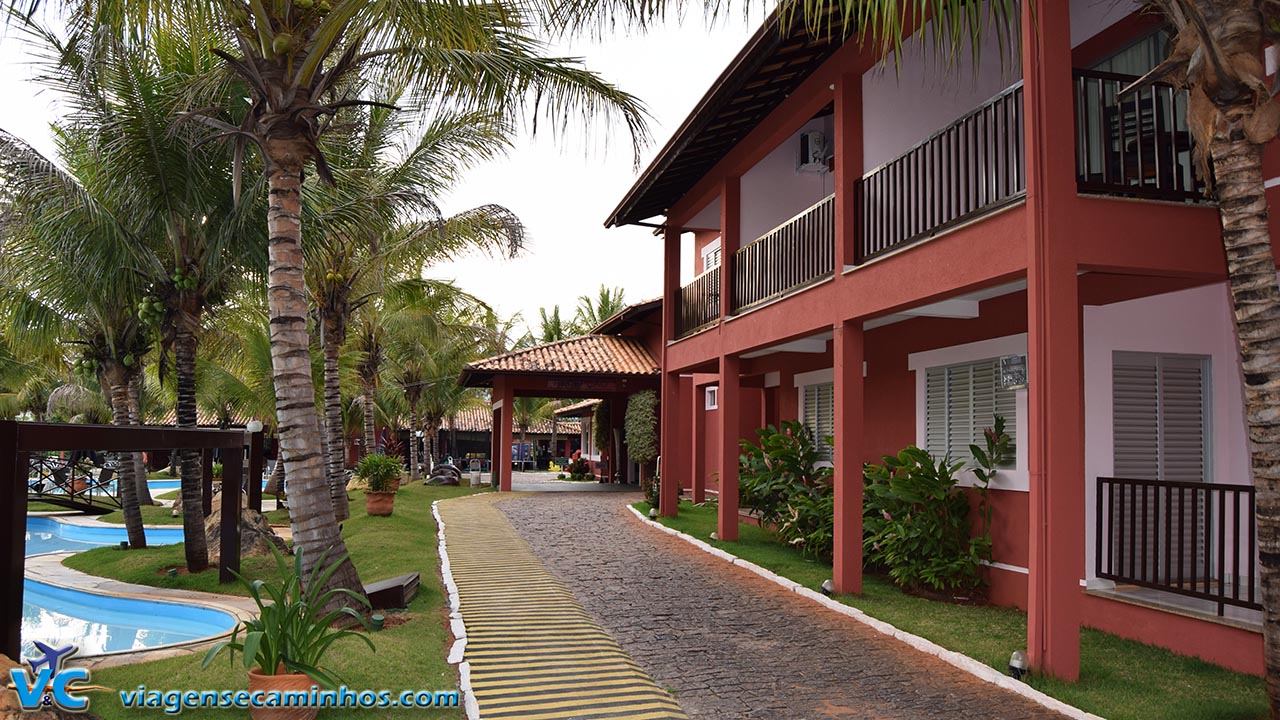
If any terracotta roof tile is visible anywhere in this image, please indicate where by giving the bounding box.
[445,406,581,434]
[465,335,659,377]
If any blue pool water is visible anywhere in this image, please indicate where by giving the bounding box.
[22,517,236,658]
[25,516,185,555]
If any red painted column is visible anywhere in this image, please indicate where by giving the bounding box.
[692,383,706,504]
[718,354,740,541]
[1023,0,1083,681]
[720,177,741,320]
[832,320,864,594]
[660,227,682,515]
[833,71,863,270]
[496,379,514,492]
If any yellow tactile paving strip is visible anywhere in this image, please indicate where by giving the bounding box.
[438,494,687,720]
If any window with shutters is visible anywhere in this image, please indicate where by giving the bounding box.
[801,382,835,460]
[700,240,722,272]
[1112,352,1209,483]
[924,359,1017,466]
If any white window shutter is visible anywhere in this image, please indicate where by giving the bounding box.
[924,359,1016,466]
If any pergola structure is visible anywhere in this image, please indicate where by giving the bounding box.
[459,333,660,490]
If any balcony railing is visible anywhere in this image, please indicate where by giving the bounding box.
[732,194,835,313]
[1074,69,1207,201]
[854,82,1025,264]
[1096,476,1259,616]
[676,266,720,338]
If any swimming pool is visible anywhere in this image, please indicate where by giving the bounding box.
[22,517,237,658]
[22,580,236,658]
[25,516,185,555]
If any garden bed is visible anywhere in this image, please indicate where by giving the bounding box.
[639,500,1266,720]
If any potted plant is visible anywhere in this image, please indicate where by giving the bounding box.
[355,452,401,516]
[203,546,373,720]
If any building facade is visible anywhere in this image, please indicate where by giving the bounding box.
[607,0,1277,680]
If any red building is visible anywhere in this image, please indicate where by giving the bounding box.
[603,1,1275,681]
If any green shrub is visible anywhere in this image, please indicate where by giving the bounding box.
[211,461,223,479]
[862,447,981,593]
[354,452,401,492]
[624,390,659,465]
[566,453,590,479]
[557,473,567,480]
[738,421,834,560]
[592,401,610,453]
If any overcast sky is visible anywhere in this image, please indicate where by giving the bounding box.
[0,15,762,336]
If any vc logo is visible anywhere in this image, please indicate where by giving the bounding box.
[8,642,90,712]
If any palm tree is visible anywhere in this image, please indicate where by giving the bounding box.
[305,98,524,520]
[537,305,571,343]
[9,18,268,570]
[571,284,626,333]
[112,0,647,598]
[0,131,152,549]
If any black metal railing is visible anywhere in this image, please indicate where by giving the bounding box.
[676,265,720,338]
[1096,476,1258,615]
[732,194,835,313]
[1074,69,1207,202]
[855,82,1025,264]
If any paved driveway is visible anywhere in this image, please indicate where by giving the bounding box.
[497,492,1065,720]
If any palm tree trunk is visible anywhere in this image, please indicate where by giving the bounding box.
[266,140,364,603]
[107,372,146,549]
[127,374,153,506]
[1209,125,1280,713]
[321,319,349,521]
[361,386,376,458]
[409,405,421,483]
[174,323,209,571]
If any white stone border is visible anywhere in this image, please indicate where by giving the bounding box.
[432,500,480,720]
[625,506,1105,720]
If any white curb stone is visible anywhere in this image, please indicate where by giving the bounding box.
[432,500,479,720]
[624,504,1105,720]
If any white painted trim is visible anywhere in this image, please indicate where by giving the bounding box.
[705,386,719,410]
[1265,176,1280,190]
[491,398,505,411]
[909,334,1030,492]
[432,501,480,720]
[626,507,1104,720]
[793,367,834,387]
[907,333,1028,372]
[764,371,781,388]
[981,560,1030,575]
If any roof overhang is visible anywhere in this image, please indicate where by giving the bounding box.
[605,8,845,228]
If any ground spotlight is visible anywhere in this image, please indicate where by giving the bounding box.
[1008,650,1028,681]
[648,507,658,520]
[820,579,834,596]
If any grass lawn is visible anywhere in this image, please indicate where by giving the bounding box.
[146,470,178,480]
[68,483,487,719]
[27,501,74,512]
[97,504,184,526]
[642,500,1267,720]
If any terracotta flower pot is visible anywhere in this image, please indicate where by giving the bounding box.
[247,666,319,720]
[365,490,396,516]
[72,478,88,494]
[390,476,401,492]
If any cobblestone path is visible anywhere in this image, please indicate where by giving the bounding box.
[499,492,1066,720]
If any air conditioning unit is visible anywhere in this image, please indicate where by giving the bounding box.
[796,131,830,174]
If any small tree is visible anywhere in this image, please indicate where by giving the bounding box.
[625,390,658,491]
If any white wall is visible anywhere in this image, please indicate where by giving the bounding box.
[1082,282,1250,581]
[1071,0,1142,48]
[739,117,835,243]
[861,8,1022,172]
[860,0,1143,173]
